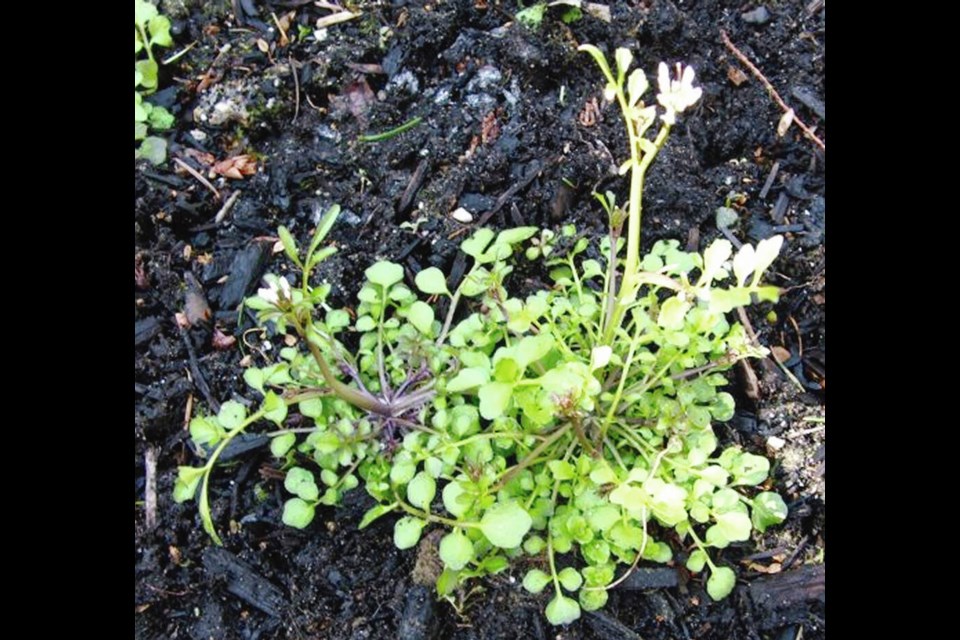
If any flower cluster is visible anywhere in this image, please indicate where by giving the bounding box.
[656,62,703,125]
[258,275,292,306]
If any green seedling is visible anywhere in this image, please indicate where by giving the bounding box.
[135,0,174,164]
[176,46,788,626]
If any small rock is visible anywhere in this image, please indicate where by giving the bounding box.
[742,6,771,24]
[466,65,502,92]
[767,435,787,452]
[451,207,473,223]
[459,192,494,213]
[387,69,420,95]
[716,206,739,230]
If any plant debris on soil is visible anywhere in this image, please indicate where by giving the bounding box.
[135,1,824,638]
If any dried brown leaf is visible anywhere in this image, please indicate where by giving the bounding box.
[212,155,258,179]
[727,65,748,87]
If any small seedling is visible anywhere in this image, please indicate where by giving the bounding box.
[176,46,788,626]
[135,0,175,164]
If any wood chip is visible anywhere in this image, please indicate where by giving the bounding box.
[583,2,611,22]
[316,11,360,29]
[727,64,748,86]
[771,345,792,363]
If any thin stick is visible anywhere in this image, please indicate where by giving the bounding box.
[289,55,300,124]
[788,314,804,357]
[144,447,158,530]
[214,190,241,224]
[183,392,194,431]
[173,157,221,199]
[720,30,825,152]
[271,12,289,46]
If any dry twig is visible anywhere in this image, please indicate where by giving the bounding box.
[144,447,158,530]
[173,157,221,199]
[720,30,825,152]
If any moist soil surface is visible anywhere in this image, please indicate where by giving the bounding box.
[135,1,825,638]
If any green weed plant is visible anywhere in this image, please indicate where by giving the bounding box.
[175,46,787,625]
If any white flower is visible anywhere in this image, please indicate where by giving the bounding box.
[258,275,292,306]
[656,62,702,125]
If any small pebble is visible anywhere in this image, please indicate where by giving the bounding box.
[451,207,473,223]
[742,6,771,24]
[767,435,786,452]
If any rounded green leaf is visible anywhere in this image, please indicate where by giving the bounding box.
[147,15,173,47]
[326,309,350,330]
[523,535,546,555]
[393,516,426,549]
[447,366,490,392]
[173,466,204,503]
[686,549,707,573]
[442,480,471,518]
[407,300,435,335]
[270,433,296,457]
[478,382,513,421]
[481,555,509,573]
[439,530,474,570]
[711,488,742,512]
[137,137,168,165]
[706,566,736,600]
[480,501,532,548]
[282,498,316,529]
[415,267,450,295]
[522,569,551,594]
[657,296,689,330]
[136,59,159,90]
[752,492,788,533]
[263,391,288,425]
[285,467,319,501]
[355,315,377,332]
[558,567,583,592]
[189,416,222,447]
[732,453,770,486]
[705,524,730,549]
[365,261,404,288]
[406,471,437,510]
[135,0,158,25]
[545,594,581,626]
[299,397,324,418]
[579,587,608,612]
[217,401,247,430]
[389,454,416,485]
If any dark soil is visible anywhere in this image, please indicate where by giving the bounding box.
[135,1,825,638]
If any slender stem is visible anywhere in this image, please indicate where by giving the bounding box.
[137,23,155,65]
[393,489,480,529]
[603,124,672,346]
[436,288,463,347]
[491,424,572,492]
[600,317,645,440]
[687,525,719,571]
[358,116,423,143]
[547,530,563,598]
[199,407,268,545]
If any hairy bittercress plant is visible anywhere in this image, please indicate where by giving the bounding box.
[135,0,174,164]
[175,47,788,626]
